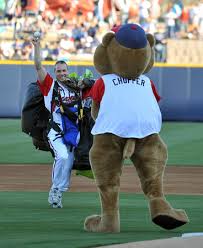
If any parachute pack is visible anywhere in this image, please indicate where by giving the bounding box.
[21,79,94,171]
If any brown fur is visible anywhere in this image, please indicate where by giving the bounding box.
[84,24,189,233]
[94,32,153,79]
[123,139,135,159]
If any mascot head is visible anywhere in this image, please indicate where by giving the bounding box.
[93,23,155,79]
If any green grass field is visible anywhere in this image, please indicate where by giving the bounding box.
[0,192,202,248]
[0,119,203,247]
[0,118,203,165]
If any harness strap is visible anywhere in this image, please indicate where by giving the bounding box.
[48,80,83,151]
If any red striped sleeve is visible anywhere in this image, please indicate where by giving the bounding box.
[91,78,105,103]
[150,80,161,102]
[37,73,53,96]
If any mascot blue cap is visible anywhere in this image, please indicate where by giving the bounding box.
[113,23,147,49]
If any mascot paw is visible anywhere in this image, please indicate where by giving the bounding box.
[84,214,120,233]
[152,209,189,230]
[84,215,102,232]
[150,198,189,230]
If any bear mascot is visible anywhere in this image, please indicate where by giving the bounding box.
[84,23,189,232]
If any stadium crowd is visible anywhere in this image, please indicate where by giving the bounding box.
[0,0,202,62]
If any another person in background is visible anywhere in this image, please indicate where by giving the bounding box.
[31,33,93,208]
[154,23,167,62]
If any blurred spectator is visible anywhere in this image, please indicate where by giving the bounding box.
[154,23,167,62]
[4,0,18,20]
[21,0,39,16]
[197,0,203,40]
[0,0,6,18]
[139,0,151,27]
[72,23,85,41]
[113,0,130,24]
[179,5,189,37]
[11,47,21,60]
[59,34,75,52]
[0,0,203,62]
[21,40,32,60]
[0,45,4,59]
[164,1,183,38]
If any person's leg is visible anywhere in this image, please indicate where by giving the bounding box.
[49,141,73,190]
[48,130,74,207]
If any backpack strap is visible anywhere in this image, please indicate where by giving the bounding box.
[51,81,60,114]
[48,80,83,149]
[47,81,63,136]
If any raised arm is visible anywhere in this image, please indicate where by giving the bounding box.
[31,32,47,84]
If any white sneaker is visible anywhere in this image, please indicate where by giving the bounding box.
[48,188,63,208]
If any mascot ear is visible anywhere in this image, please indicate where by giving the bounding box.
[143,33,155,74]
[146,33,155,47]
[102,32,115,47]
[93,32,114,74]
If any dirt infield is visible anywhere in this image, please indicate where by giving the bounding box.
[0,165,202,194]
